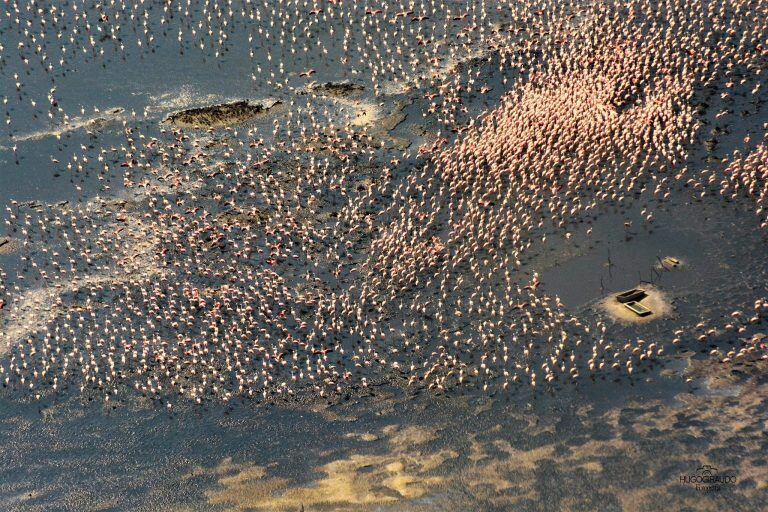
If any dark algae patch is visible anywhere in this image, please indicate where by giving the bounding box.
[307,81,365,97]
[163,100,283,128]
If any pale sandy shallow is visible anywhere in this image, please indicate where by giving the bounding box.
[0,238,20,255]
[10,108,126,143]
[598,285,673,324]
[2,352,766,512]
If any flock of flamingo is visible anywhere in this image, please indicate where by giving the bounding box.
[0,0,767,405]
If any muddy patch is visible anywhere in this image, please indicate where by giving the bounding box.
[684,332,768,392]
[347,99,412,151]
[0,237,20,255]
[307,81,365,98]
[87,107,125,130]
[163,100,284,129]
[217,207,270,227]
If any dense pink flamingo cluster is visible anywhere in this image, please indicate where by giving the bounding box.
[0,0,767,403]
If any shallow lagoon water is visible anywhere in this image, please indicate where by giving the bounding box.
[2,359,765,511]
[1,0,768,510]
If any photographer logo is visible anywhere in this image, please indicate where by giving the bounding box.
[679,465,736,492]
